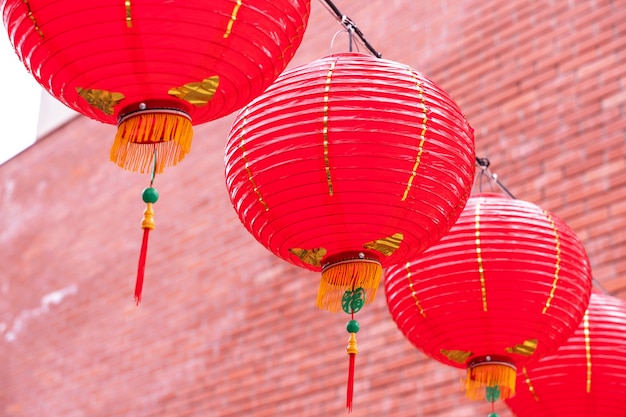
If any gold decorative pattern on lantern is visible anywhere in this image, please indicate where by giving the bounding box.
[238,107,269,211]
[474,200,488,312]
[322,61,336,196]
[289,247,328,267]
[405,262,426,317]
[441,349,473,364]
[76,87,125,115]
[583,309,592,393]
[522,367,540,401]
[223,0,242,38]
[401,68,428,202]
[542,211,562,314]
[125,0,132,28]
[168,76,220,106]
[363,233,404,256]
[505,338,538,356]
[275,18,310,78]
[22,0,44,38]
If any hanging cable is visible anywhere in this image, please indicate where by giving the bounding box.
[318,0,382,58]
[592,278,610,294]
[475,156,516,199]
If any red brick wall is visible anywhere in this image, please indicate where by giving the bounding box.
[1,1,625,416]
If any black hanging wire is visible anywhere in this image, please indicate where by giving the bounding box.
[593,279,610,294]
[475,156,610,295]
[319,0,383,58]
[475,156,516,199]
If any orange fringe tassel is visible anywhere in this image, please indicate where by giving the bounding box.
[465,362,517,400]
[111,111,193,173]
[317,259,382,312]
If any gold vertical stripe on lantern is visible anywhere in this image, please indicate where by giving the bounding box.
[474,200,488,312]
[406,262,426,317]
[522,367,540,401]
[224,0,243,38]
[238,107,269,212]
[583,309,592,393]
[276,19,311,73]
[542,212,562,314]
[125,0,132,28]
[22,0,44,38]
[401,69,428,202]
[323,61,336,196]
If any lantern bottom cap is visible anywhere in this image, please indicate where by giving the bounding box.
[317,255,382,313]
[111,108,193,173]
[465,356,517,400]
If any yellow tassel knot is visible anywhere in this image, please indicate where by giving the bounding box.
[346,332,358,355]
[141,203,155,230]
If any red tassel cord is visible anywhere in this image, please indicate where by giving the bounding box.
[135,187,158,305]
[135,227,151,305]
[342,285,364,413]
[346,330,358,412]
[134,149,159,305]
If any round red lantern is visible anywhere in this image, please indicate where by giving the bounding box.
[506,293,626,416]
[2,0,310,303]
[2,0,311,172]
[225,52,475,312]
[384,193,592,406]
[225,52,475,410]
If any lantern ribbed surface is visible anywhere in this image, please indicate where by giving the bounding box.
[506,293,626,416]
[2,0,310,171]
[2,0,310,124]
[225,52,475,310]
[384,193,592,400]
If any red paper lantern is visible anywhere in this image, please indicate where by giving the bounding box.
[226,52,475,311]
[2,0,311,172]
[2,0,310,303]
[385,193,592,406]
[506,293,626,416]
[225,52,475,410]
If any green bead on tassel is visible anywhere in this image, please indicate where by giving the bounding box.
[346,319,360,333]
[142,186,159,203]
[486,386,500,417]
[485,386,500,402]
